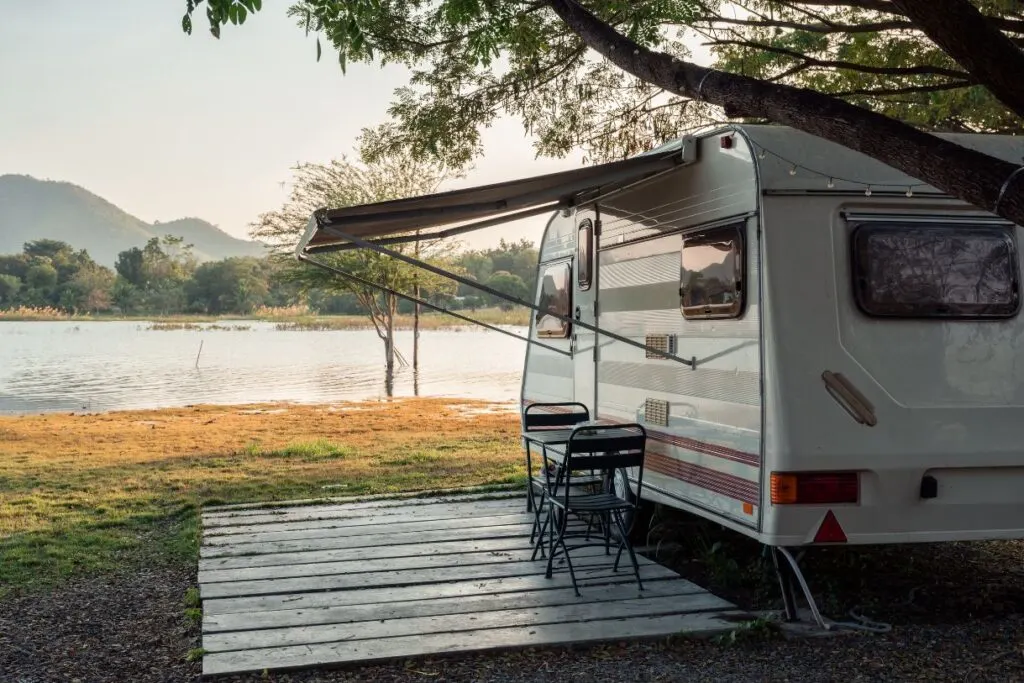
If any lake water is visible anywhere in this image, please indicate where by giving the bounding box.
[0,321,528,414]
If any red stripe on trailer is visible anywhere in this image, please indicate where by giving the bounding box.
[521,399,762,468]
[645,450,760,506]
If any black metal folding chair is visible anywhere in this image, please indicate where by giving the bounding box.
[521,402,603,547]
[541,423,647,596]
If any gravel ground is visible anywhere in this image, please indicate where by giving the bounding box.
[3,550,1024,683]
[0,565,201,683]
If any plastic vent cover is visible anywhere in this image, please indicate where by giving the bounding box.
[645,398,669,427]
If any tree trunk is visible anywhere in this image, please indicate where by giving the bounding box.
[384,295,395,398]
[547,0,1024,226]
[413,231,420,373]
[891,0,1024,120]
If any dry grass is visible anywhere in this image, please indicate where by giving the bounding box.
[0,399,523,596]
[267,307,529,330]
[0,306,75,321]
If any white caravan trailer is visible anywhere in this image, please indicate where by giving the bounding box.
[296,124,1024,622]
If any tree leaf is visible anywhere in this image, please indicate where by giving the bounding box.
[317,37,322,62]
[182,14,193,34]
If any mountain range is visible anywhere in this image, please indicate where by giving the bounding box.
[0,174,267,266]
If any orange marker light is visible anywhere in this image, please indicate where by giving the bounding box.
[770,473,799,504]
[742,502,754,515]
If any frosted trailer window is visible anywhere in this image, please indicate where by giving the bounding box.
[680,224,744,319]
[537,261,571,337]
[852,223,1020,318]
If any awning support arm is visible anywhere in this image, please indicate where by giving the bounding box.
[298,254,572,358]
[319,225,697,368]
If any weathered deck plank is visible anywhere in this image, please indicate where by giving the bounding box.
[204,592,734,652]
[202,611,748,676]
[203,579,716,633]
[203,510,529,537]
[199,542,645,584]
[202,565,677,616]
[198,493,742,678]
[203,496,524,528]
[199,536,542,571]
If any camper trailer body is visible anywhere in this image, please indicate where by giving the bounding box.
[521,124,1024,547]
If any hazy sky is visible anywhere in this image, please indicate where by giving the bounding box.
[0,2,703,250]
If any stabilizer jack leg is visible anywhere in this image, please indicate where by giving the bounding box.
[771,546,828,630]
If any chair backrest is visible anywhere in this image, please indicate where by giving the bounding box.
[563,423,647,497]
[523,402,590,431]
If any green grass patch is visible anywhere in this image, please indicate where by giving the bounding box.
[0,399,522,598]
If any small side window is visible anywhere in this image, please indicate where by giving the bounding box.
[536,261,572,338]
[577,219,593,291]
[680,224,745,319]
[851,222,1020,319]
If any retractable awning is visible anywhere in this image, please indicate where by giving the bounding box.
[295,138,695,256]
[291,135,703,368]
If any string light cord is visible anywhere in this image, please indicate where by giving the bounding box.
[752,142,929,196]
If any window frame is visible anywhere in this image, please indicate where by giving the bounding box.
[535,259,573,338]
[577,219,593,291]
[850,221,1022,320]
[679,222,746,320]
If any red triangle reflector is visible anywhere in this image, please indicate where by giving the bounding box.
[813,509,847,543]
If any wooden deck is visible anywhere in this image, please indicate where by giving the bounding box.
[198,491,746,677]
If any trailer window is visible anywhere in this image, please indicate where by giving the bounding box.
[680,224,744,319]
[577,219,593,291]
[851,223,1020,319]
[536,261,572,338]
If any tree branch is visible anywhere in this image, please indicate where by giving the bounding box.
[706,40,970,79]
[891,0,1024,119]
[794,0,1024,33]
[832,81,971,97]
[692,15,913,34]
[545,0,1024,225]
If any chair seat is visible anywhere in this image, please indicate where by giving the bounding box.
[550,492,634,513]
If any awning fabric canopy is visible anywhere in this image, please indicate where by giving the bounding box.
[295,143,689,256]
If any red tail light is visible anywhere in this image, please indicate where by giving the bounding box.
[770,471,859,505]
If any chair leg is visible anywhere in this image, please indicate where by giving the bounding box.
[531,500,550,560]
[525,447,533,513]
[529,484,546,545]
[603,511,611,556]
[546,507,579,596]
[544,506,560,577]
[612,509,643,592]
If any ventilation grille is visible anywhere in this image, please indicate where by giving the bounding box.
[644,398,670,427]
[645,334,677,359]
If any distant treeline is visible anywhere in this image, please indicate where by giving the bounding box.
[0,236,539,317]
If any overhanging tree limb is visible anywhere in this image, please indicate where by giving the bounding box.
[705,39,971,79]
[546,0,1024,224]
[890,0,1024,120]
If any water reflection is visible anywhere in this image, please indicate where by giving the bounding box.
[0,321,526,414]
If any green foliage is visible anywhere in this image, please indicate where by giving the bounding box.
[0,238,538,318]
[485,270,529,310]
[249,147,461,367]
[183,0,710,165]
[181,0,1023,167]
[0,241,117,314]
[705,1,1022,134]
